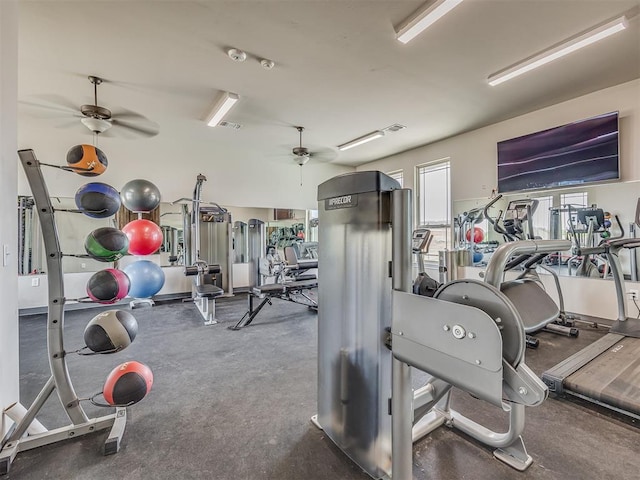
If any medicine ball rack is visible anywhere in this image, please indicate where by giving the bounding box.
[0,149,126,475]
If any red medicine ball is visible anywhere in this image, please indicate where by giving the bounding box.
[103,361,153,406]
[122,219,163,256]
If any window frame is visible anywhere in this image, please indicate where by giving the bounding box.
[415,159,452,261]
[386,169,404,188]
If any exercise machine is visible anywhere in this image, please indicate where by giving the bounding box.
[247,218,266,289]
[567,205,623,278]
[542,200,640,421]
[412,227,439,297]
[229,245,317,330]
[484,195,578,342]
[312,171,561,479]
[454,206,485,265]
[173,174,227,325]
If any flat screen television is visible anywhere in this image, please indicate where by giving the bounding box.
[497,111,619,194]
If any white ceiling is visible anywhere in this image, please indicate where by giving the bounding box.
[15,1,640,199]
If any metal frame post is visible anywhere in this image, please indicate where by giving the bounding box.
[391,188,413,480]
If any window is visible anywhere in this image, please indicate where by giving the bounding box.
[387,170,403,187]
[416,160,451,261]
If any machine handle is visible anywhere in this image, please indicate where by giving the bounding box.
[504,254,531,271]
[484,239,571,287]
[483,194,503,229]
[184,263,221,276]
[606,237,640,250]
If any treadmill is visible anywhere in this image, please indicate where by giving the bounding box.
[542,199,640,420]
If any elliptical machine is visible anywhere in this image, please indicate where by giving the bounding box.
[567,205,624,278]
[483,195,578,345]
[454,207,486,265]
[412,227,440,297]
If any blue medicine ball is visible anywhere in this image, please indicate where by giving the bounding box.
[123,260,165,299]
[75,182,121,218]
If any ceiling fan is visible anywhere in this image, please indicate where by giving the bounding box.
[289,126,336,186]
[22,75,159,138]
[291,126,336,165]
[292,126,311,166]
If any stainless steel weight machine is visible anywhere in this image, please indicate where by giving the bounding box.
[173,174,232,325]
[313,171,564,479]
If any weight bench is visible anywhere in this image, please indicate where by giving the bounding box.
[283,245,318,281]
[229,278,318,330]
[185,262,224,325]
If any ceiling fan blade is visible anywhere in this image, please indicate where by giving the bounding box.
[19,100,79,118]
[309,146,338,163]
[109,107,148,121]
[31,94,81,112]
[111,118,159,137]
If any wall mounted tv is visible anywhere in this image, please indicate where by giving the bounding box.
[497,111,619,194]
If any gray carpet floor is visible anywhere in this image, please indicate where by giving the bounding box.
[5,295,640,479]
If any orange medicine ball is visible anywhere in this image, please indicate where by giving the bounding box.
[103,361,153,406]
[66,144,108,177]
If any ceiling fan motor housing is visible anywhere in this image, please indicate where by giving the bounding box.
[80,104,112,120]
[292,146,310,165]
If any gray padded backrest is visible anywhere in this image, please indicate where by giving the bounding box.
[501,279,559,333]
[284,245,299,266]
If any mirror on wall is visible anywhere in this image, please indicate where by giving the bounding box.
[18,196,116,275]
[452,180,640,279]
[18,199,320,274]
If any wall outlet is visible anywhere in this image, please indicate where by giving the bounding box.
[628,289,638,300]
[81,263,86,269]
[31,277,40,287]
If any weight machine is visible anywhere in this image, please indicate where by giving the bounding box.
[173,174,228,325]
[312,171,557,479]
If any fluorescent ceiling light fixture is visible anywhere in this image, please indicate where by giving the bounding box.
[206,91,239,127]
[396,0,464,44]
[338,131,385,151]
[488,15,628,86]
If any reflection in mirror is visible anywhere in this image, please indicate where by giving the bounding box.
[233,221,248,263]
[18,195,114,275]
[18,196,321,276]
[453,180,640,279]
[159,202,186,266]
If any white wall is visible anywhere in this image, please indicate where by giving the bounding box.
[360,79,640,201]
[361,79,640,320]
[1,0,19,437]
[461,266,640,321]
[16,133,352,211]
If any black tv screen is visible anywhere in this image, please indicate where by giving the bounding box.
[497,111,619,193]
